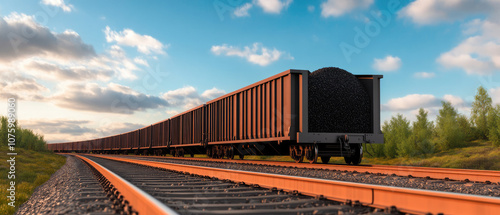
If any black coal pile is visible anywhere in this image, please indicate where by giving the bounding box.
[308,67,371,133]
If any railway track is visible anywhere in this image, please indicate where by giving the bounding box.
[74,154,384,214]
[81,154,500,215]
[123,155,500,183]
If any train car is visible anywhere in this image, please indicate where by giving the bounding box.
[50,67,383,165]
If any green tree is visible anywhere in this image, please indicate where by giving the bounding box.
[436,101,464,150]
[471,86,492,139]
[456,114,475,141]
[488,105,500,146]
[382,114,412,158]
[410,108,435,156]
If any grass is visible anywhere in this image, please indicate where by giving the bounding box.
[0,147,66,215]
[362,141,500,170]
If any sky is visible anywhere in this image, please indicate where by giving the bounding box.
[1,0,500,143]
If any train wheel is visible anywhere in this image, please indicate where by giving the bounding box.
[320,156,331,164]
[239,154,244,160]
[344,156,352,165]
[293,146,304,163]
[306,144,318,164]
[351,144,363,165]
[227,146,235,160]
[190,153,194,157]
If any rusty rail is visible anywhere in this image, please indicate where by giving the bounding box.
[126,155,500,183]
[74,155,178,215]
[89,154,500,215]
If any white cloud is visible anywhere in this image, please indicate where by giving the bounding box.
[443,94,465,107]
[384,94,438,111]
[321,0,373,18]
[104,26,167,55]
[401,1,500,75]
[372,55,402,72]
[211,42,292,66]
[41,0,73,12]
[0,70,48,101]
[0,13,95,62]
[437,29,500,75]
[414,72,435,78]
[24,60,115,81]
[51,82,168,114]
[162,86,226,110]
[254,0,292,14]
[399,0,499,25]
[133,57,149,67]
[489,87,500,105]
[234,3,253,17]
[382,93,471,123]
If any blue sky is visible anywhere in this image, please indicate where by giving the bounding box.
[1,0,500,143]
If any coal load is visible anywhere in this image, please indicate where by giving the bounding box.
[308,67,371,133]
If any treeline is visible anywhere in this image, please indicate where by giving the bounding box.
[371,86,500,158]
[0,116,47,151]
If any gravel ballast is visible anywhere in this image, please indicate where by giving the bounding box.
[121,156,500,197]
[16,155,115,215]
[308,67,371,133]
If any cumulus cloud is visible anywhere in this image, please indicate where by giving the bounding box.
[443,94,465,107]
[97,122,145,137]
[104,26,167,55]
[163,86,226,110]
[399,0,499,25]
[414,72,436,78]
[437,26,500,75]
[133,57,149,67]
[41,0,73,12]
[489,87,500,105]
[384,94,439,111]
[211,42,293,66]
[372,55,402,72]
[321,0,373,18]
[254,0,292,14]
[22,119,93,136]
[401,1,500,75]
[0,70,48,100]
[382,93,471,123]
[0,13,95,62]
[24,60,115,81]
[234,3,253,17]
[51,83,168,114]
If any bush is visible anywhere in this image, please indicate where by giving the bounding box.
[436,101,464,150]
[0,116,47,151]
[410,108,435,156]
[488,105,500,146]
[471,86,493,139]
[382,114,412,158]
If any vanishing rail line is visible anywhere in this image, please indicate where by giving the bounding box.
[87,154,500,215]
[124,155,500,183]
[74,154,380,214]
[74,155,178,215]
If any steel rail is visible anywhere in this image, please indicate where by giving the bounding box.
[89,154,500,215]
[125,155,500,183]
[74,155,178,215]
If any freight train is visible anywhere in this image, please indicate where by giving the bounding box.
[48,67,383,165]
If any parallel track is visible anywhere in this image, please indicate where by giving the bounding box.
[75,155,178,215]
[87,154,500,215]
[75,154,379,214]
[126,155,500,183]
